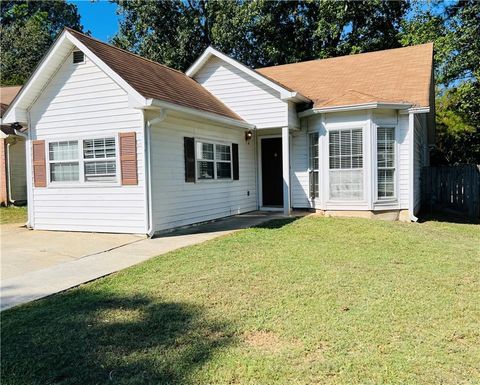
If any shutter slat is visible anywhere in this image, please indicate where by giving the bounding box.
[32,140,47,187]
[232,143,239,180]
[119,132,137,185]
[184,137,195,183]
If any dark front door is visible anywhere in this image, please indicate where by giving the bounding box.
[261,138,283,206]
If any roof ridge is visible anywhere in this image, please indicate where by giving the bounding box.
[257,42,434,71]
[64,27,186,76]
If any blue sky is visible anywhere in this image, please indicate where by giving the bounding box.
[68,0,120,41]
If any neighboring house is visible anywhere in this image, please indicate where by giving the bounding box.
[1,86,27,206]
[2,28,434,234]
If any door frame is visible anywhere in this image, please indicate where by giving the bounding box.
[257,135,284,210]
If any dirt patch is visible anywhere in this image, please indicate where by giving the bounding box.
[243,330,302,353]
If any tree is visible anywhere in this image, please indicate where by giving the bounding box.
[400,0,479,164]
[0,0,83,86]
[112,0,410,71]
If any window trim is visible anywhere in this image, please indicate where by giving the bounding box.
[327,126,365,202]
[375,125,398,202]
[194,138,233,182]
[45,134,121,188]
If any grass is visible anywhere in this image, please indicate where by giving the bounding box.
[0,206,27,224]
[1,216,479,385]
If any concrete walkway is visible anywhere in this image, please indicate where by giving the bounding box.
[1,211,285,311]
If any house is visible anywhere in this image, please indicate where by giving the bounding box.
[2,28,434,234]
[1,86,27,206]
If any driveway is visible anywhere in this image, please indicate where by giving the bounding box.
[1,224,141,280]
[1,211,292,310]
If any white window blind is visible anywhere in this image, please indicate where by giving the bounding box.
[196,141,232,180]
[329,129,363,200]
[377,127,395,199]
[309,132,319,199]
[83,137,116,182]
[49,141,79,182]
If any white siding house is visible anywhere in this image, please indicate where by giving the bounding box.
[28,51,146,233]
[149,112,257,232]
[2,29,435,235]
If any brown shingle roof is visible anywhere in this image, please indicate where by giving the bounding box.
[0,86,22,117]
[256,43,434,109]
[66,28,242,121]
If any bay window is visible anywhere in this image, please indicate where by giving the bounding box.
[377,127,395,199]
[329,128,363,200]
[196,141,232,180]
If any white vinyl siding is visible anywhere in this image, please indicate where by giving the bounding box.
[193,56,289,128]
[29,51,146,234]
[150,113,257,232]
[397,113,410,207]
[413,114,428,213]
[291,131,310,208]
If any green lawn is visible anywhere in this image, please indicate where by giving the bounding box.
[1,216,479,385]
[0,206,27,224]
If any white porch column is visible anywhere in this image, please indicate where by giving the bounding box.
[282,126,291,215]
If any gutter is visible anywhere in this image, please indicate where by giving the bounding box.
[145,98,255,130]
[298,102,413,117]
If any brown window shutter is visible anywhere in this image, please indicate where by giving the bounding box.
[119,132,138,185]
[232,143,239,180]
[184,137,195,182]
[32,140,47,187]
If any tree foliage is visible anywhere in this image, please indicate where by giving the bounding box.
[400,0,479,164]
[0,0,83,86]
[112,0,409,71]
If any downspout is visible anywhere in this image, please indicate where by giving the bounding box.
[15,127,32,227]
[408,112,418,222]
[6,139,14,204]
[142,110,154,237]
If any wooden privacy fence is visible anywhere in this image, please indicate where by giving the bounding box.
[422,165,480,219]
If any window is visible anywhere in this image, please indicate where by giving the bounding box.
[73,51,84,64]
[47,137,118,184]
[329,128,363,200]
[49,141,79,182]
[309,132,319,199]
[196,141,232,180]
[377,127,395,199]
[83,137,116,182]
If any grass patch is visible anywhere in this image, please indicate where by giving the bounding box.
[0,206,27,224]
[1,216,479,384]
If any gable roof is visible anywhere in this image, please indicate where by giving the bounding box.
[256,43,434,109]
[65,29,242,121]
[186,46,310,103]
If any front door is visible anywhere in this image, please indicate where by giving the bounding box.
[261,138,283,206]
